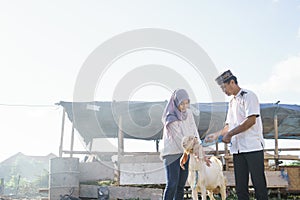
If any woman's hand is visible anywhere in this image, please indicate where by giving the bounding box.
[180,152,188,170]
[205,156,211,167]
[204,133,218,143]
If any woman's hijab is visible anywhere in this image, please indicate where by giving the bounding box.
[162,89,190,127]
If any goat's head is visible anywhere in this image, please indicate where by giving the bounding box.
[181,135,199,154]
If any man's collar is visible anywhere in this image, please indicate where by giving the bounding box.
[234,89,247,98]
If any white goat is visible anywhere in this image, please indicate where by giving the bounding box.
[181,136,226,200]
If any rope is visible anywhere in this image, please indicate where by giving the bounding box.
[193,170,198,189]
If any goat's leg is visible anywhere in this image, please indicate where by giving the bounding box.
[200,188,207,200]
[191,188,198,200]
[207,190,215,200]
[220,185,226,200]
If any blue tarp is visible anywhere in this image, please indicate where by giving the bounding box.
[58,101,300,145]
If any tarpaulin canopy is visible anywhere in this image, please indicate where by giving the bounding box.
[58,101,300,145]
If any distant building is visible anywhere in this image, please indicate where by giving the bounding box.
[0,152,57,194]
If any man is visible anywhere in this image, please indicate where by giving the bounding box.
[206,70,268,200]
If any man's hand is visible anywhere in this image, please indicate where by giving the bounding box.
[180,152,188,170]
[222,132,232,143]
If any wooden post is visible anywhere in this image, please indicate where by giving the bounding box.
[89,140,93,151]
[216,141,219,156]
[274,101,280,170]
[274,113,279,170]
[117,116,124,185]
[225,143,229,171]
[59,108,66,157]
[70,123,75,158]
[224,143,229,155]
[118,116,124,155]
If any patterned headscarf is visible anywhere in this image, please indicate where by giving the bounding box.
[162,89,190,127]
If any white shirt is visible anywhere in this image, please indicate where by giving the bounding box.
[160,109,199,158]
[226,89,265,154]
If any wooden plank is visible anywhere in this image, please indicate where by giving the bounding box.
[207,148,300,156]
[224,154,272,171]
[223,171,235,186]
[38,188,49,193]
[264,154,300,160]
[62,151,160,156]
[264,148,300,152]
[280,166,300,191]
[223,171,288,188]
[266,171,288,188]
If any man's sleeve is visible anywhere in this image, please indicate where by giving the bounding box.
[244,92,260,118]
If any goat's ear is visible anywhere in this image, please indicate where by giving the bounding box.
[182,139,187,149]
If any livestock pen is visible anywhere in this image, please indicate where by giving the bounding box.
[48,101,300,200]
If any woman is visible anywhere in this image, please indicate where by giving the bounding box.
[160,89,200,200]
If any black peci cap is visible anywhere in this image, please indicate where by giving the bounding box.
[215,70,235,85]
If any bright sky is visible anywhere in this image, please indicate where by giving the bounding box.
[0,0,300,162]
